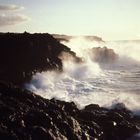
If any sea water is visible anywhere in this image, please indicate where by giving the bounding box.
[25,37,140,115]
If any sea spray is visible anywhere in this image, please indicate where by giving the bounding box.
[25,37,140,115]
[107,41,140,62]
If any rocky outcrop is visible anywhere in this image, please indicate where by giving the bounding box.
[52,34,73,42]
[0,32,80,84]
[89,47,118,63]
[0,82,139,140]
[52,34,104,43]
[0,33,139,140]
[84,36,104,42]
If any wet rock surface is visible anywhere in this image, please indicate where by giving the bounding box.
[0,82,139,140]
[0,32,140,140]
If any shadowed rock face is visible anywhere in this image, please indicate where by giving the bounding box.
[89,47,118,63]
[0,33,140,140]
[0,82,139,140]
[0,32,80,84]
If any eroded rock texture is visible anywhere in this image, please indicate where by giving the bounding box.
[0,33,139,140]
[0,82,139,140]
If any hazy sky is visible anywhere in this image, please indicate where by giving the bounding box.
[0,0,140,40]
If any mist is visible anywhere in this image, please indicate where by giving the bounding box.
[25,37,140,115]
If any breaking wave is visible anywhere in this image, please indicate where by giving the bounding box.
[25,37,140,115]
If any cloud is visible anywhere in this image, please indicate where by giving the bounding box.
[0,4,24,11]
[0,14,30,26]
[0,4,30,27]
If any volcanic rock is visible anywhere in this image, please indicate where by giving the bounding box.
[0,32,81,84]
[0,82,139,140]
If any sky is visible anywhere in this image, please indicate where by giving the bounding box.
[0,0,140,40]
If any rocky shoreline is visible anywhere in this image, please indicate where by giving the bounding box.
[0,33,140,140]
[0,32,80,84]
[0,82,140,140]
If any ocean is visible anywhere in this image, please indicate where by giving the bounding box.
[25,37,140,115]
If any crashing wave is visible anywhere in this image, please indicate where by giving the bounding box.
[88,46,119,63]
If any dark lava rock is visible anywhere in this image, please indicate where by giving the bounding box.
[0,82,139,140]
[0,32,139,140]
[0,32,81,84]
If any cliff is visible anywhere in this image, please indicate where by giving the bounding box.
[52,34,104,43]
[0,32,80,84]
[0,33,139,140]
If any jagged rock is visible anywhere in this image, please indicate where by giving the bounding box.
[30,126,54,140]
[0,82,139,140]
[0,32,81,84]
[0,32,139,140]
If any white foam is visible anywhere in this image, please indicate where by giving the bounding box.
[25,38,140,115]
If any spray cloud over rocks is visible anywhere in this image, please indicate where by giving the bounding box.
[25,37,140,114]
